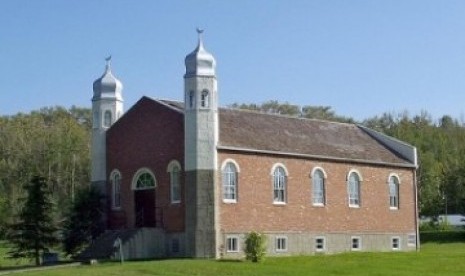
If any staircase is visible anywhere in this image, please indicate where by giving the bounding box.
[77,228,166,261]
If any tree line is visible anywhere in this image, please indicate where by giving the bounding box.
[0,106,91,237]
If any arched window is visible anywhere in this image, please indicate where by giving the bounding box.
[132,169,156,190]
[222,161,239,202]
[201,90,209,108]
[389,175,400,209]
[348,171,361,207]
[312,168,326,206]
[103,110,112,127]
[111,170,122,209]
[272,165,287,204]
[189,91,195,108]
[167,161,182,204]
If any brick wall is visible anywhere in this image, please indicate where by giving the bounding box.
[106,97,185,232]
[218,151,416,234]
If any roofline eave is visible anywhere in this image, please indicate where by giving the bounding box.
[217,145,417,169]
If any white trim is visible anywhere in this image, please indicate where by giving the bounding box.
[315,236,326,252]
[131,168,157,190]
[347,169,363,181]
[217,145,416,169]
[351,236,361,251]
[387,173,401,184]
[271,164,288,204]
[388,173,400,210]
[311,167,326,206]
[310,166,327,178]
[275,236,288,252]
[270,163,289,176]
[167,161,182,204]
[220,158,241,172]
[109,169,122,210]
[226,235,240,253]
[167,160,182,172]
[391,236,401,250]
[221,160,239,203]
[347,170,362,208]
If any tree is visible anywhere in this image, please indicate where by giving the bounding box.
[7,175,59,266]
[62,186,104,257]
[0,107,91,235]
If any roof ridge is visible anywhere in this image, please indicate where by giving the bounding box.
[222,107,356,127]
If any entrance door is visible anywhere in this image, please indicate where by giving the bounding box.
[135,189,156,227]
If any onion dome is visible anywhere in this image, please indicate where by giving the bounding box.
[92,56,123,101]
[185,29,216,77]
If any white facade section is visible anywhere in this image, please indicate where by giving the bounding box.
[91,59,123,183]
[184,35,218,172]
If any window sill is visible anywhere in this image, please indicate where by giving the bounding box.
[273,202,287,206]
[312,203,325,207]
[171,201,181,205]
[349,204,360,208]
[223,199,237,204]
[389,207,399,210]
[111,206,122,211]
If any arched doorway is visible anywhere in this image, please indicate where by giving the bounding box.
[132,169,156,227]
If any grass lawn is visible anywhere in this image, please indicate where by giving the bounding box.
[2,242,465,276]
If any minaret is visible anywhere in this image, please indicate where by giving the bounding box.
[91,56,123,194]
[184,29,219,258]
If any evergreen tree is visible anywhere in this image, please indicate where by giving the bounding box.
[7,175,59,266]
[62,186,104,257]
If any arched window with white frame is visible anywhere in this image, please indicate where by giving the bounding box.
[312,168,326,206]
[110,170,122,209]
[389,174,400,209]
[167,161,182,204]
[222,160,239,203]
[272,164,288,204]
[132,168,157,190]
[348,170,362,207]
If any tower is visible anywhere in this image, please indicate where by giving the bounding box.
[184,30,219,258]
[91,57,124,194]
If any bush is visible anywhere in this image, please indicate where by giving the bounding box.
[244,231,266,263]
[420,230,465,243]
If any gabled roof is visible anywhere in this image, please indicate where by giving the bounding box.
[156,99,415,168]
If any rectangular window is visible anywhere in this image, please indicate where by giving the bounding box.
[315,237,326,252]
[351,236,361,251]
[276,236,288,252]
[407,234,416,247]
[226,236,239,252]
[392,237,401,250]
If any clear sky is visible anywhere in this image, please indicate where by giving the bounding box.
[1,0,465,121]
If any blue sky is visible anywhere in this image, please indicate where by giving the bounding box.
[1,0,465,121]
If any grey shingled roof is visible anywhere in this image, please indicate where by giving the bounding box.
[158,99,412,166]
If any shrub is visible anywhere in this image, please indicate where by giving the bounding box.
[244,231,266,263]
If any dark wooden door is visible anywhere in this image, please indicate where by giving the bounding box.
[134,189,156,227]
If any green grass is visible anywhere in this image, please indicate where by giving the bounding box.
[2,242,465,276]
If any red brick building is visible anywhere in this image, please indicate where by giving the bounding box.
[91,33,418,259]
